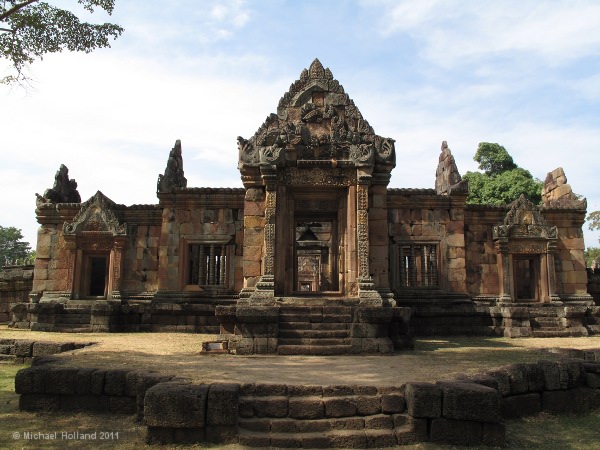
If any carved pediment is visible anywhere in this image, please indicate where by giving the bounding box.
[63,191,127,236]
[238,59,396,174]
[493,194,557,239]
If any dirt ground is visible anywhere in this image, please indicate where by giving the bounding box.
[3,326,600,386]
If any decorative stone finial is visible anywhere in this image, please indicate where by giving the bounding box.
[157,140,187,193]
[36,164,81,206]
[435,141,467,195]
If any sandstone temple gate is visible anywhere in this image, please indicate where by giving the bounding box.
[10,59,598,353]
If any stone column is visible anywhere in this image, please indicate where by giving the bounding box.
[496,239,512,303]
[110,237,126,301]
[546,240,560,302]
[356,171,382,305]
[250,166,277,301]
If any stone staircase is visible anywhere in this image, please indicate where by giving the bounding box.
[237,383,422,448]
[531,315,570,337]
[277,306,353,355]
[54,305,92,332]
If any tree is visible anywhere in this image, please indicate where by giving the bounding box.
[0,226,34,265]
[463,142,543,205]
[585,247,600,268]
[1,0,123,85]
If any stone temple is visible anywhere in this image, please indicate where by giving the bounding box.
[13,59,597,353]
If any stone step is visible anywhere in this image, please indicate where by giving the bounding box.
[277,345,351,355]
[278,338,352,346]
[56,315,91,324]
[531,330,573,338]
[238,429,399,448]
[279,306,353,315]
[279,322,350,331]
[278,329,349,339]
[53,325,92,333]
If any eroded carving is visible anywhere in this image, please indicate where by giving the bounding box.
[157,140,187,193]
[493,194,557,240]
[63,191,127,237]
[435,141,468,195]
[36,164,81,206]
[237,59,395,174]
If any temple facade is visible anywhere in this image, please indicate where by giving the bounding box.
[12,60,597,353]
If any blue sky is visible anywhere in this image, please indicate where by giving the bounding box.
[2,0,599,249]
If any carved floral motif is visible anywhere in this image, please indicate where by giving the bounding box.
[63,191,127,237]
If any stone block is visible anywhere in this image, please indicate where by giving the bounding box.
[328,430,367,449]
[110,396,137,414]
[14,340,33,357]
[538,361,561,390]
[329,417,364,430]
[254,383,286,397]
[207,383,239,426]
[324,397,358,417]
[365,429,397,448]
[104,369,129,396]
[146,427,175,445]
[15,366,46,394]
[500,393,541,418]
[323,385,354,397]
[395,416,428,445]
[270,418,298,433]
[205,425,238,444]
[288,397,324,419]
[586,373,600,389]
[430,418,482,446]
[91,369,107,395]
[381,393,405,414]
[75,368,96,395]
[503,364,529,395]
[364,414,393,429]
[253,397,288,418]
[144,382,209,428]
[404,382,442,418]
[288,385,323,397]
[59,394,110,412]
[19,394,60,411]
[45,368,77,395]
[438,381,500,423]
[32,341,74,357]
[356,395,381,415]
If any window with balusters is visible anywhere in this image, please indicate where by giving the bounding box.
[392,242,439,289]
[187,243,231,287]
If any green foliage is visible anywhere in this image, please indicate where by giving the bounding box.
[585,247,600,268]
[474,142,518,175]
[1,0,123,85]
[464,142,543,205]
[587,211,600,232]
[0,226,34,266]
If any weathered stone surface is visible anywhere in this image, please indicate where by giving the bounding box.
[207,384,239,426]
[144,382,208,428]
[19,393,60,412]
[288,397,324,419]
[501,393,541,418]
[381,393,405,414]
[404,382,442,418]
[430,418,482,446]
[438,381,500,423]
[324,397,358,418]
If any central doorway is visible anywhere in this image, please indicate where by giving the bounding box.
[513,255,539,301]
[279,188,347,297]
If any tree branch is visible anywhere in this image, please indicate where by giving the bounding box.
[0,0,39,21]
[0,26,15,32]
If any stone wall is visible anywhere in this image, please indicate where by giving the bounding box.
[0,265,33,323]
[16,351,600,447]
[588,270,600,305]
[387,189,467,295]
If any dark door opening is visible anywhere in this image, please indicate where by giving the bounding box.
[514,256,538,301]
[89,256,108,297]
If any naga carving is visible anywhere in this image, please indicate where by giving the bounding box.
[36,164,81,206]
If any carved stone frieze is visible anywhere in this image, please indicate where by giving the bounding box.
[493,194,557,240]
[63,191,127,237]
[237,59,396,174]
[278,167,356,186]
[77,237,114,251]
[295,200,338,211]
[507,241,548,254]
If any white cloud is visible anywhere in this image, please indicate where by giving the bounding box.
[373,0,600,66]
